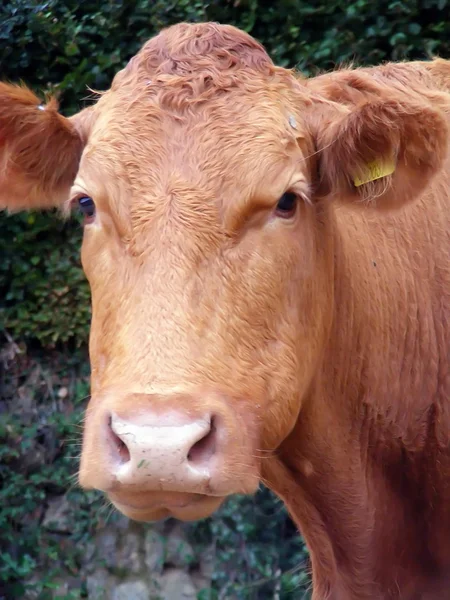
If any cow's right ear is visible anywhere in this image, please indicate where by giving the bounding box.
[304,74,449,212]
[0,83,90,212]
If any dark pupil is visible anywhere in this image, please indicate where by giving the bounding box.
[78,196,95,217]
[277,192,296,212]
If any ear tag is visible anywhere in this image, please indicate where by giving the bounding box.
[353,159,395,187]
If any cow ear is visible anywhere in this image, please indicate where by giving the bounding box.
[0,83,89,212]
[312,96,448,211]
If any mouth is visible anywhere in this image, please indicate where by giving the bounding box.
[108,491,225,522]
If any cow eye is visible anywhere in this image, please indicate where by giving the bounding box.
[78,196,96,222]
[275,192,297,218]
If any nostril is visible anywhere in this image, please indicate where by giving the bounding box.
[187,416,217,466]
[107,414,131,464]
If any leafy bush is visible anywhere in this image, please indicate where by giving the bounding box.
[0,213,89,347]
[0,349,101,599]
[2,1,449,117]
[187,491,310,598]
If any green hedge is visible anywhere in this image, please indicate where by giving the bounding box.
[2,0,450,117]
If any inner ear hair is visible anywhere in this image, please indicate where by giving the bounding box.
[311,96,448,210]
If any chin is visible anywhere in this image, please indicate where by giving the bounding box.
[109,492,226,522]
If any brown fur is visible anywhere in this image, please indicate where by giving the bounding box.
[0,83,86,210]
[1,22,450,599]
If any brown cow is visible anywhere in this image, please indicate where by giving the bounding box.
[1,22,450,600]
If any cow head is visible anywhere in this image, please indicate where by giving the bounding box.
[1,23,447,522]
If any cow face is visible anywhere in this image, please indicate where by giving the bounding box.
[1,23,447,522]
[74,26,331,521]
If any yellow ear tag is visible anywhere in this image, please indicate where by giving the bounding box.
[353,159,395,187]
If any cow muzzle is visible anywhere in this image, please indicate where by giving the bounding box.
[78,391,261,521]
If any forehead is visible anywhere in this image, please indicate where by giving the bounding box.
[76,22,311,232]
[84,82,300,198]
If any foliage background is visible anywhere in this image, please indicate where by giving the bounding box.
[1,0,449,598]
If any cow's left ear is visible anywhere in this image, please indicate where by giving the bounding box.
[311,94,449,211]
[0,83,92,212]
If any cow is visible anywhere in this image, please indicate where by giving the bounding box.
[1,21,450,600]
